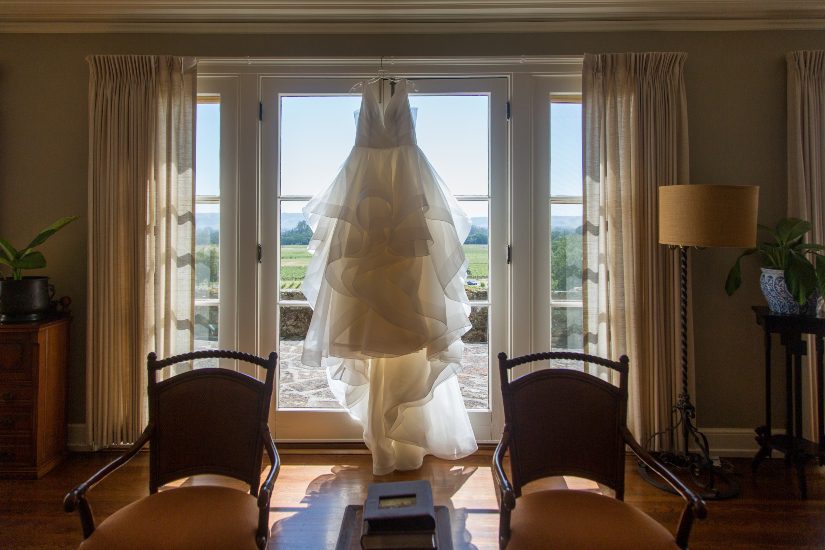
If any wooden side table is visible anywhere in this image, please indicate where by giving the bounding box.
[0,316,70,478]
[751,306,825,498]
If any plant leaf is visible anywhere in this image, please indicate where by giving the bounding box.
[0,237,18,262]
[757,243,784,269]
[725,249,755,295]
[23,216,78,251]
[785,251,817,305]
[11,251,46,270]
[797,243,825,252]
[775,217,811,246]
[817,255,825,298]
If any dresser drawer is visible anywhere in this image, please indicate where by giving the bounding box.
[0,436,33,465]
[0,410,32,433]
[0,336,33,381]
[0,386,34,406]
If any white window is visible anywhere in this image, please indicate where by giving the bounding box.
[549,96,583,352]
[196,58,583,442]
[194,77,239,370]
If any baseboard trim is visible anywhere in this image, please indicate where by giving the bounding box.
[692,427,765,458]
[67,423,93,452]
[69,422,763,458]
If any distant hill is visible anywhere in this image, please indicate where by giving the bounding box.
[199,211,579,233]
[552,216,582,231]
[282,212,305,231]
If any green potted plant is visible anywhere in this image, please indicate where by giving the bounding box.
[0,216,78,322]
[725,217,825,315]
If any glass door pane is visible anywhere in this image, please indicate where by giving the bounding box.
[261,76,508,440]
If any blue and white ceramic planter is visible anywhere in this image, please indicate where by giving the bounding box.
[759,267,818,315]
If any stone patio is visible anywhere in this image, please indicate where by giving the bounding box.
[195,339,585,410]
[277,340,489,409]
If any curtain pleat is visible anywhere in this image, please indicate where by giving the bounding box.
[787,50,825,440]
[583,53,688,447]
[788,51,825,238]
[86,55,196,448]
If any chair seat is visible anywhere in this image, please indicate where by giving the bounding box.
[78,485,260,550]
[507,490,679,550]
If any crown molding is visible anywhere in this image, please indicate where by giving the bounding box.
[1,1,825,33]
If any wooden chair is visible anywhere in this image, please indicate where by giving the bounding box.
[493,351,706,550]
[64,350,280,550]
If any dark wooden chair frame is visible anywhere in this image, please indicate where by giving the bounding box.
[64,349,280,550]
[493,351,707,550]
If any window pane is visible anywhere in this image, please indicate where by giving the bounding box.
[278,305,341,409]
[550,100,582,198]
[280,201,310,301]
[550,203,582,301]
[280,96,361,197]
[196,99,221,197]
[551,306,583,352]
[195,204,220,300]
[461,200,488,301]
[460,305,489,409]
[410,94,489,196]
[194,304,219,368]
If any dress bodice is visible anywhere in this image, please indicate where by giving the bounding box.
[355,80,417,148]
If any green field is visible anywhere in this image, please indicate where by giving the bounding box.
[279,244,489,288]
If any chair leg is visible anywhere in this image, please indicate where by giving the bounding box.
[499,508,511,550]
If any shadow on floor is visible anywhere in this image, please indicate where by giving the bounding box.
[269,461,482,549]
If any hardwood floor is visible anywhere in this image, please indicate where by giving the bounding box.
[1,451,824,549]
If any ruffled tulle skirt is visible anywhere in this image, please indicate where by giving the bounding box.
[301,144,478,474]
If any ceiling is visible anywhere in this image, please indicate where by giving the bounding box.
[1,0,824,33]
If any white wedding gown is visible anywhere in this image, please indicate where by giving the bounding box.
[300,80,478,474]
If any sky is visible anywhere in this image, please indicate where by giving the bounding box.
[195,92,582,222]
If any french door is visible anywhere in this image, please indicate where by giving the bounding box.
[194,58,585,445]
[259,76,509,441]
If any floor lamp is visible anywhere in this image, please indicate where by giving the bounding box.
[642,184,759,500]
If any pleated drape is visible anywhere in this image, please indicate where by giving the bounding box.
[86,55,196,448]
[788,51,825,229]
[582,53,689,447]
[787,50,825,440]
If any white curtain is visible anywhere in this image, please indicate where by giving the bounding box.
[86,55,196,448]
[582,53,689,446]
[787,50,825,440]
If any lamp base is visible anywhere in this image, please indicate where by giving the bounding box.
[638,450,740,501]
[639,395,740,500]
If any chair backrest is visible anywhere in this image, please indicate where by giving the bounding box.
[146,350,277,495]
[498,351,630,499]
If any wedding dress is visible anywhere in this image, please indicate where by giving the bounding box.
[300,79,478,474]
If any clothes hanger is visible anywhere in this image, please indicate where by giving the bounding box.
[349,57,404,104]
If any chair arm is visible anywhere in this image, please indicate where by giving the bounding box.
[63,426,153,539]
[493,430,515,549]
[622,427,707,548]
[256,427,280,550]
[492,430,515,511]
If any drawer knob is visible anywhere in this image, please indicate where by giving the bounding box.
[0,417,12,428]
[0,451,13,462]
[1,391,15,402]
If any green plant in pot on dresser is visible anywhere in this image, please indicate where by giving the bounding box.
[726,217,825,315]
[0,216,77,322]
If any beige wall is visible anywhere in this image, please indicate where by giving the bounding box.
[0,30,822,432]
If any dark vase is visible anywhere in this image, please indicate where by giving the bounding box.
[0,276,54,323]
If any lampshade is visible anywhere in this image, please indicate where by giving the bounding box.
[658,184,759,248]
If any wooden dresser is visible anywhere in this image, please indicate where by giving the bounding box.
[0,316,70,478]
